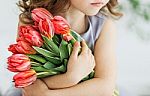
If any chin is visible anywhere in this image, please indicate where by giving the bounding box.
[83,8,101,16]
[85,11,99,16]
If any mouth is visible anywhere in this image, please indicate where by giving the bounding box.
[90,2,104,7]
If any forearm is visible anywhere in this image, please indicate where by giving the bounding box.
[42,72,79,89]
[47,78,116,96]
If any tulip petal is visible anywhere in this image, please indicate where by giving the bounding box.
[15,74,37,88]
[16,61,31,71]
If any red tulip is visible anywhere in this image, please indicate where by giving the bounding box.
[7,54,31,72]
[16,36,26,42]
[13,70,37,88]
[33,22,40,30]
[39,19,54,39]
[8,41,36,54]
[31,8,53,23]
[18,25,43,47]
[18,26,34,37]
[63,33,73,41]
[52,16,71,34]
[8,44,18,54]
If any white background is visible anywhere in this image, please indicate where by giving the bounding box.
[0,0,150,96]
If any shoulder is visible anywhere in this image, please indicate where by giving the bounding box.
[93,11,116,37]
[88,12,115,41]
[101,17,116,36]
[95,12,116,29]
[95,16,117,49]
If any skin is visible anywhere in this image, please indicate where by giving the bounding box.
[20,0,117,96]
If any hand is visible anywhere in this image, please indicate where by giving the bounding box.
[22,79,50,96]
[67,40,96,82]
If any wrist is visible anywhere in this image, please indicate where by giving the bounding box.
[65,71,81,84]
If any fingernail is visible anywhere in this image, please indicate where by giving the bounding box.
[74,41,80,47]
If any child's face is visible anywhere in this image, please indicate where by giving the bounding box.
[70,0,110,15]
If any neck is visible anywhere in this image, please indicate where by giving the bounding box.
[58,5,88,34]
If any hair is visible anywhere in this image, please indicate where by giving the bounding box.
[17,0,123,24]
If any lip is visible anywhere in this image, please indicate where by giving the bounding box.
[90,2,104,7]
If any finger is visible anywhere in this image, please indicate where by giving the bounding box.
[81,40,88,54]
[91,55,96,68]
[70,41,80,58]
[89,53,94,68]
[88,49,92,55]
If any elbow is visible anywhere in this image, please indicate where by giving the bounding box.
[96,90,115,96]
[100,85,116,96]
[96,79,116,96]
[101,92,115,96]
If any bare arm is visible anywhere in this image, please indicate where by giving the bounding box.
[42,73,79,89]
[45,18,117,96]
[23,18,117,96]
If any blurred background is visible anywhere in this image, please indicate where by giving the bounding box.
[0,0,150,96]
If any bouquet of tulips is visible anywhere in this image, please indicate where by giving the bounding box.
[7,8,94,88]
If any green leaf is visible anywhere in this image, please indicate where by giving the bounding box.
[45,57,62,65]
[81,75,89,81]
[89,71,95,79]
[42,35,60,56]
[53,64,66,73]
[63,59,68,68]
[70,30,83,42]
[33,46,56,57]
[69,39,75,45]
[129,0,140,10]
[67,43,73,56]
[31,62,43,67]
[43,61,57,69]
[37,71,59,78]
[52,35,61,46]
[31,66,50,72]
[43,42,53,52]
[26,54,47,63]
[59,40,69,61]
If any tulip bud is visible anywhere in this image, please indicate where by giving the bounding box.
[13,70,37,88]
[8,41,36,54]
[63,33,73,41]
[18,25,43,47]
[8,44,18,54]
[17,26,43,47]
[7,54,31,72]
[52,16,71,34]
[39,19,54,39]
[31,8,53,23]
[18,26,34,37]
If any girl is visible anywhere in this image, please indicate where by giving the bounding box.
[6,0,122,96]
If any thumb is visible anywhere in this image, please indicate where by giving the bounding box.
[70,41,80,58]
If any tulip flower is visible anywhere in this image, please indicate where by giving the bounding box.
[63,33,73,41]
[39,19,54,39]
[18,26,34,37]
[7,54,31,72]
[33,22,40,30]
[52,16,71,34]
[8,41,36,54]
[13,70,37,88]
[18,25,43,47]
[31,8,53,23]
[8,44,18,54]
